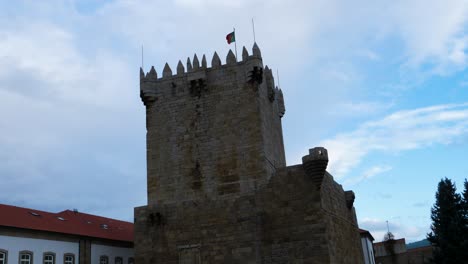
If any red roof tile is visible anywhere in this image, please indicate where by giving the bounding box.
[0,204,133,242]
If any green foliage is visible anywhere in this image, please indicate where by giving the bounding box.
[427,178,468,264]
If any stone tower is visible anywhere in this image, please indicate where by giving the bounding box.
[135,44,364,264]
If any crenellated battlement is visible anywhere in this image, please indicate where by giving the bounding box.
[139,43,267,105]
[140,43,285,118]
[140,43,262,83]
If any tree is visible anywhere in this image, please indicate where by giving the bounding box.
[461,179,468,261]
[463,179,468,218]
[427,178,466,264]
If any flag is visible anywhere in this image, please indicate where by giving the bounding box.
[226,31,235,44]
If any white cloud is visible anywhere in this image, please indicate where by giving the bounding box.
[320,103,468,178]
[389,0,468,73]
[344,165,392,186]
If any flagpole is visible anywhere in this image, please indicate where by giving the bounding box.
[234,27,238,60]
[252,18,256,43]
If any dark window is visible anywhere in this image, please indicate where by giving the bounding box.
[19,251,33,264]
[0,250,7,264]
[127,258,134,264]
[43,252,55,264]
[64,254,74,264]
[99,256,108,264]
[115,257,122,264]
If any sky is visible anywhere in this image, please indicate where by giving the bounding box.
[1,0,468,243]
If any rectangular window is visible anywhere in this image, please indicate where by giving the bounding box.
[115,257,122,264]
[44,254,54,264]
[127,258,134,264]
[20,253,32,264]
[64,255,74,264]
[0,251,6,264]
[99,256,108,264]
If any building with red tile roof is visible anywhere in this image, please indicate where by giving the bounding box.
[0,203,134,264]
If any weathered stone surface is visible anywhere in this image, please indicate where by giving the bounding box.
[226,50,236,64]
[177,60,185,75]
[242,46,249,61]
[187,57,193,72]
[193,54,200,70]
[201,55,207,69]
[211,52,221,68]
[162,63,172,77]
[137,49,364,264]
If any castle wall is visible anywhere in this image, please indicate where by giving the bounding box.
[320,173,364,264]
[136,44,363,264]
[258,165,331,264]
[141,50,285,205]
[135,164,363,264]
[134,195,262,264]
[256,67,286,178]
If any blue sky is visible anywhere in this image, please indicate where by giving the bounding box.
[0,0,467,243]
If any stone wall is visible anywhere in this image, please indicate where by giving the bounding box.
[140,45,285,205]
[135,161,363,263]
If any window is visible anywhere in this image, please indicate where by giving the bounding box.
[127,258,134,264]
[19,251,33,264]
[114,257,122,264]
[99,256,108,264]
[0,250,7,264]
[64,254,74,264]
[43,253,55,264]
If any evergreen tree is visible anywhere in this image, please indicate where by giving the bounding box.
[463,179,468,218]
[427,178,466,264]
[461,179,468,261]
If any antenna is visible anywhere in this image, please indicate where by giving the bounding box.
[252,18,256,43]
[276,69,280,88]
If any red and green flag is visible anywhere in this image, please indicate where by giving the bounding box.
[226,31,235,44]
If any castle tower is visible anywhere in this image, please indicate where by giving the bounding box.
[135,43,364,264]
[139,44,286,205]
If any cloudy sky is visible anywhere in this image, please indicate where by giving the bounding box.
[1,0,468,243]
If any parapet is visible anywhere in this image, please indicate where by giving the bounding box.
[302,147,329,190]
[344,191,355,209]
[139,43,286,120]
[140,43,263,84]
[140,43,281,111]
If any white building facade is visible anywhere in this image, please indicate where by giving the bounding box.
[0,235,78,264]
[0,204,134,264]
[359,229,376,264]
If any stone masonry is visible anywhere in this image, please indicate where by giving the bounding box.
[135,43,364,264]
